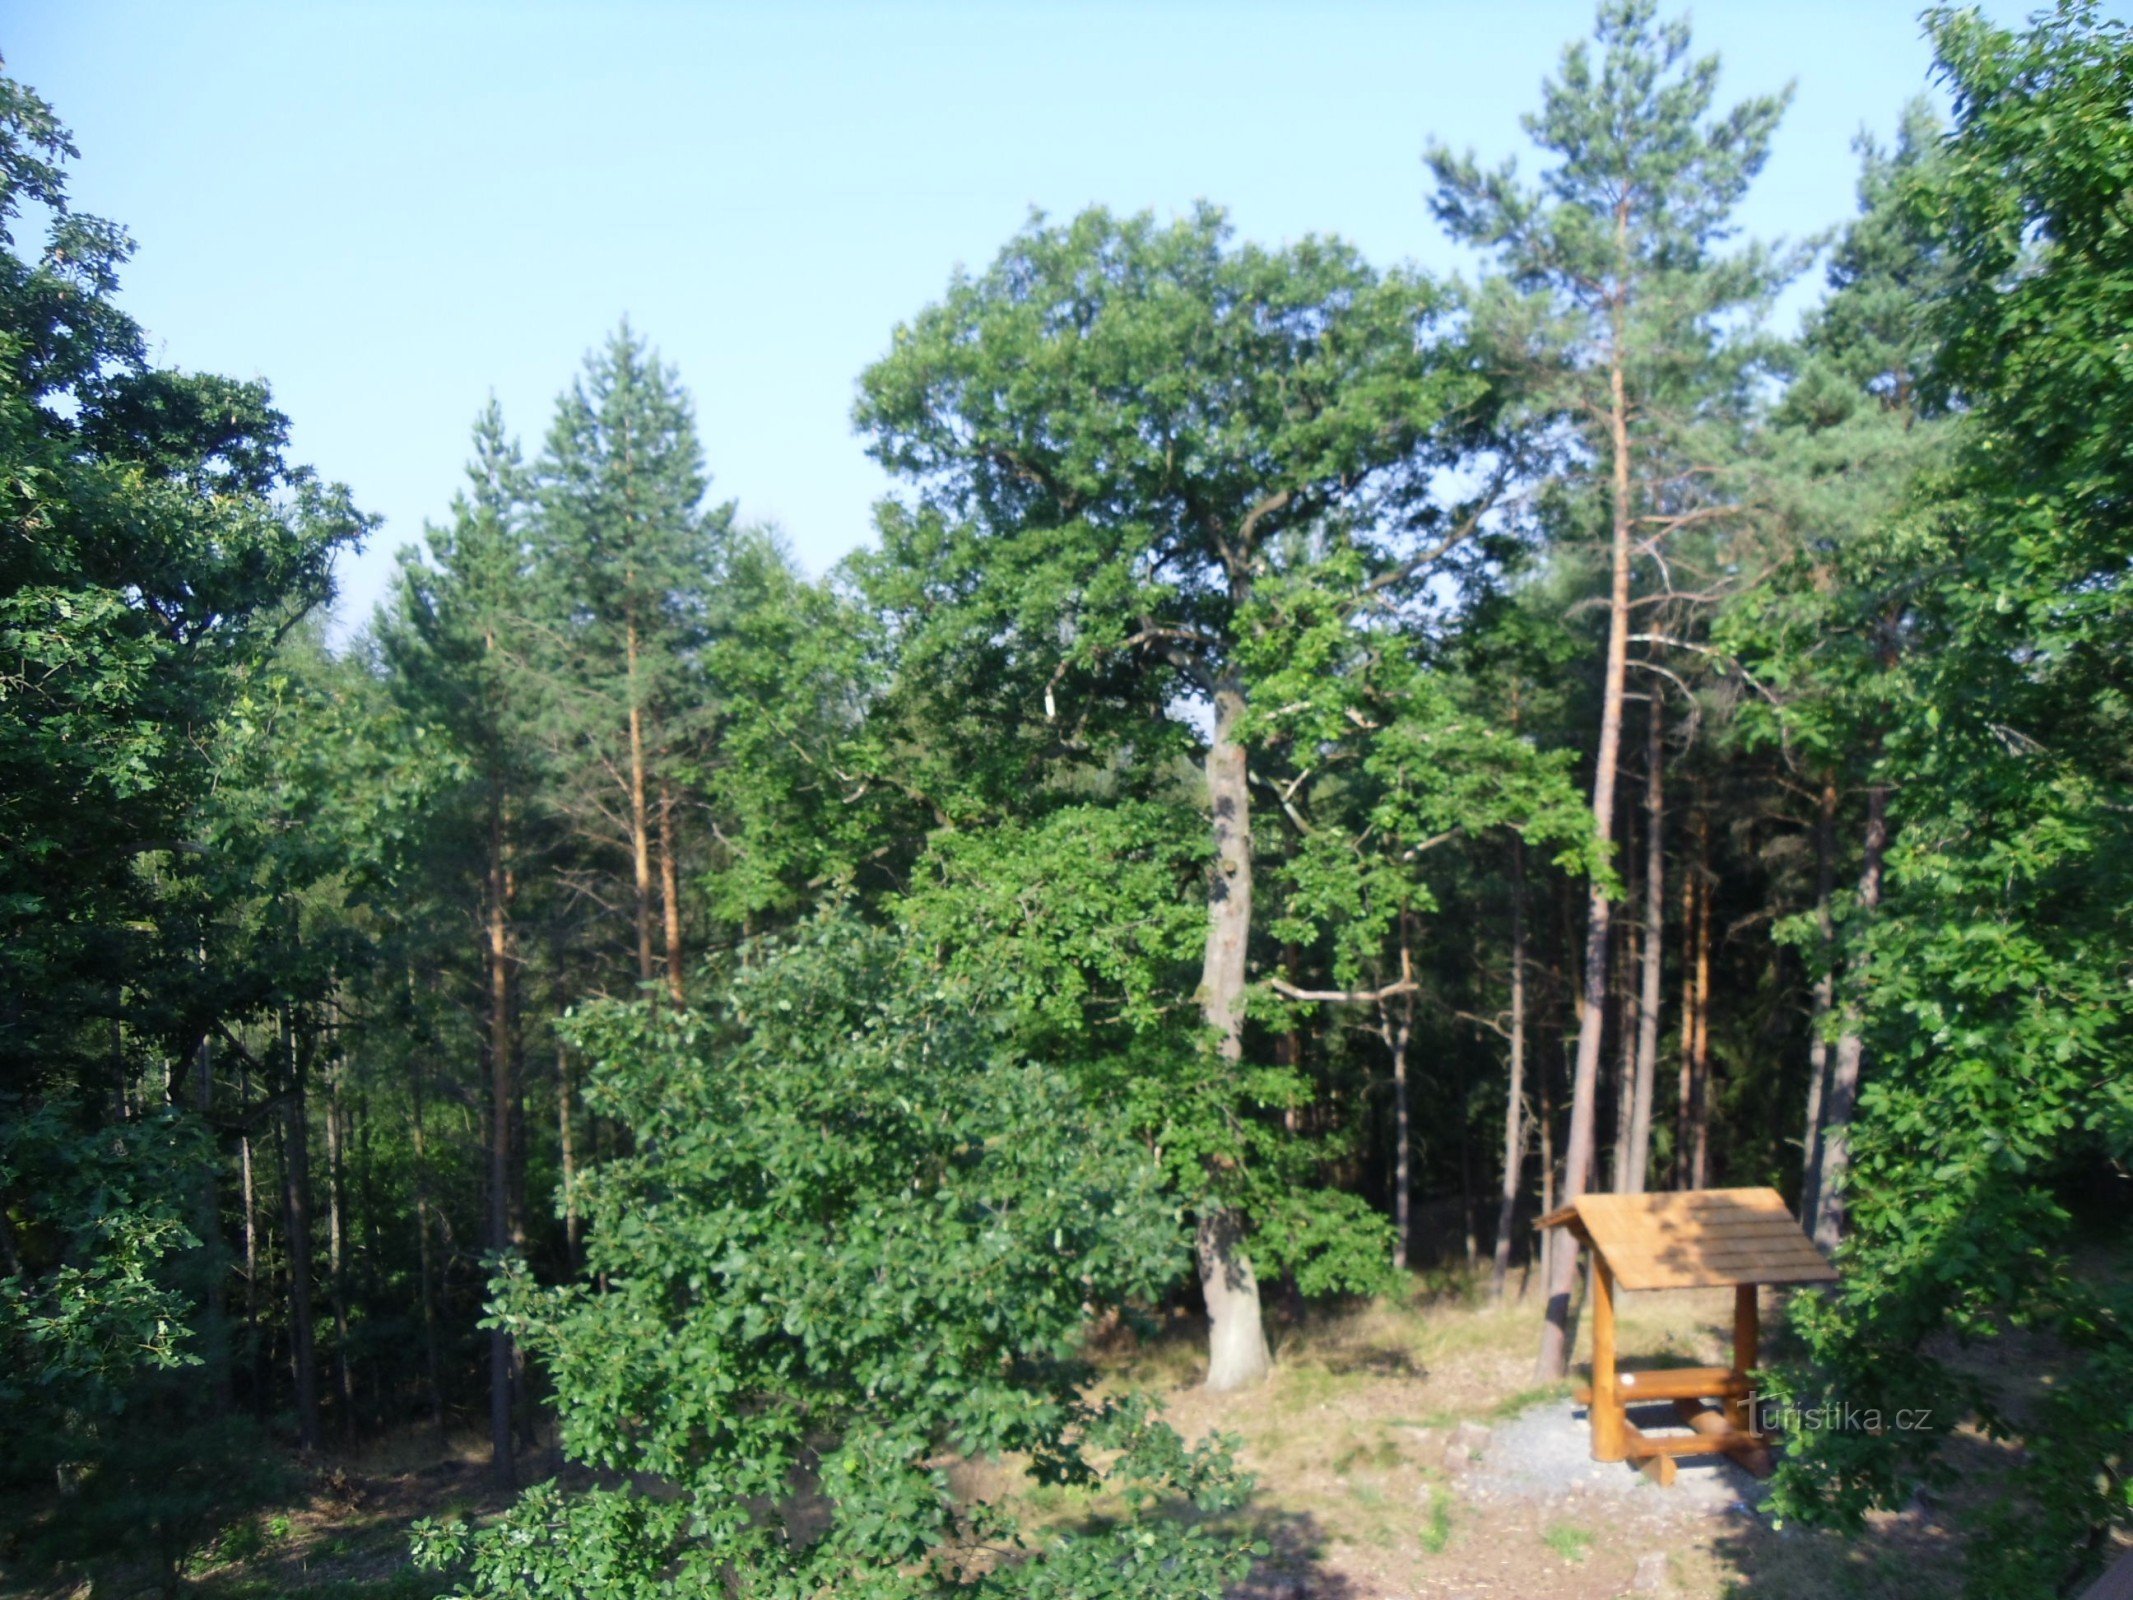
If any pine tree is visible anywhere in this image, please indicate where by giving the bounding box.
[534,324,732,1002]
[1426,0,1793,1379]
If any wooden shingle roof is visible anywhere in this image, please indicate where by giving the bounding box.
[1536,1186,1836,1291]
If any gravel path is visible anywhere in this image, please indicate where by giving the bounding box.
[1455,1401,1771,1521]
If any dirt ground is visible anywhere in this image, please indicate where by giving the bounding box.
[1074,1283,1970,1600]
[3,1278,1986,1599]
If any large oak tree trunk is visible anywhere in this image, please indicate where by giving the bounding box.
[1386,981,1414,1274]
[1537,270,1635,1381]
[1812,781,1885,1250]
[1197,679,1272,1392]
[1627,703,1665,1193]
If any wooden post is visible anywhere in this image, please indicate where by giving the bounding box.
[1728,1283,1759,1432]
[1590,1252,1625,1461]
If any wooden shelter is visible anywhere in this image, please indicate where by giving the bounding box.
[1537,1186,1836,1486]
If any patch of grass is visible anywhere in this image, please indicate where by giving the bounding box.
[1418,1485,1452,1554]
[1330,1436,1402,1476]
[1542,1522,1594,1563]
[1489,1381,1570,1420]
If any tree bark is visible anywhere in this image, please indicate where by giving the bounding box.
[626,619,657,991]
[1688,804,1713,1189]
[239,1055,262,1415]
[486,783,517,1490]
[1812,780,1885,1251]
[1197,677,1271,1391]
[280,1007,320,1451]
[325,1046,355,1442]
[1627,702,1665,1194]
[409,1051,446,1443]
[1537,219,1636,1381]
[1612,881,1638,1189]
[1798,777,1839,1225]
[1676,860,1698,1188]
[557,1034,582,1273]
[193,1034,232,1413]
[658,781,686,1005]
[1384,976,1414,1274]
[1494,839,1529,1300]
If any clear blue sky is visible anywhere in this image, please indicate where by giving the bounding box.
[8,1,2060,639]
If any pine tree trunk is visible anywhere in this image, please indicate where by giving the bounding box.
[408,1052,446,1443]
[280,1007,320,1451]
[1812,780,1885,1250]
[1538,245,1636,1382]
[325,1048,355,1442]
[1612,891,1638,1188]
[1494,839,1528,1300]
[557,1035,582,1272]
[1799,778,1839,1224]
[626,620,657,991]
[658,782,686,1005]
[1689,805,1713,1189]
[1197,677,1271,1392]
[1676,864,1698,1189]
[239,1056,262,1415]
[486,786,516,1489]
[194,1034,232,1413]
[1627,703,1665,1194]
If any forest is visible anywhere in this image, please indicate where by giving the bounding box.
[1,3,2128,1598]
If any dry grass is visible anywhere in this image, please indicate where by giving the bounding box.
[4,1277,1988,1600]
[1014,1275,1976,1600]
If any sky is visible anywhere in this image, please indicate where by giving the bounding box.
[7,0,2069,640]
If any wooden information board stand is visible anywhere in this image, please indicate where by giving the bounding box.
[1537,1187,1836,1486]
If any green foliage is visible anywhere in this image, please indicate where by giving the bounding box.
[854,201,1493,805]
[0,1101,204,1435]
[895,801,1206,1042]
[414,917,1253,1597]
[1763,6,2133,1593]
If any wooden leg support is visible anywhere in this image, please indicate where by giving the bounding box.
[1589,1257,1625,1462]
[1672,1399,1775,1479]
[1728,1284,1760,1433]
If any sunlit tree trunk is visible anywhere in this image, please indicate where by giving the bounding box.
[1812,780,1885,1250]
[1382,927,1416,1273]
[486,783,517,1489]
[658,782,686,1005]
[1627,703,1665,1193]
[626,618,657,991]
[557,1034,582,1272]
[1798,777,1839,1224]
[1688,804,1714,1188]
[1493,839,1529,1300]
[1539,209,1635,1381]
[1197,676,1272,1392]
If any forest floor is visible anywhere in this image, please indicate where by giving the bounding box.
[5,1273,1987,1600]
